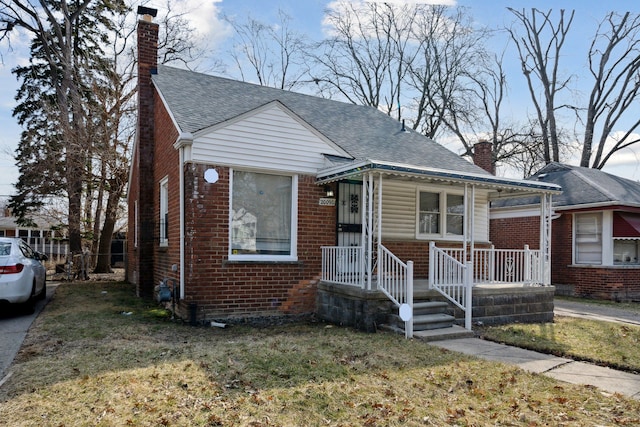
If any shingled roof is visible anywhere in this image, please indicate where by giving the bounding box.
[492,162,640,209]
[152,65,485,175]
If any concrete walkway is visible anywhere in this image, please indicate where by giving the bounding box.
[421,300,640,399]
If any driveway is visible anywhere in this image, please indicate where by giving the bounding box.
[554,298,640,326]
[0,283,58,382]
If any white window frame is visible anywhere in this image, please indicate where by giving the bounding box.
[134,200,138,248]
[159,177,169,247]
[573,212,603,265]
[228,168,298,261]
[416,188,465,240]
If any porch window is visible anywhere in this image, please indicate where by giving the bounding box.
[230,170,297,260]
[159,177,168,246]
[574,212,602,264]
[417,191,464,238]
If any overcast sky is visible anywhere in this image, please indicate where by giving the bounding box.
[1,0,639,198]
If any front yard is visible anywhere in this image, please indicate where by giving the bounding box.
[1,282,639,426]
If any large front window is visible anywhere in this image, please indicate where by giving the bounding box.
[574,213,602,264]
[417,190,464,238]
[230,170,297,260]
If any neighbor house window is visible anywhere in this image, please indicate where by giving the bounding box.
[417,190,464,238]
[230,169,297,260]
[613,212,640,265]
[159,177,169,246]
[574,212,602,264]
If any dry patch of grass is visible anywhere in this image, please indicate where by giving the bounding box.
[1,282,640,426]
[479,316,640,373]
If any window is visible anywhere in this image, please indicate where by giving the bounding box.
[159,177,169,246]
[134,200,138,248]
[574,213,602,264]
[614,240,640,265]
[230,170,297,260]
[417,190,464,238]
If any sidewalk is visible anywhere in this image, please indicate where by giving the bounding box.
[419,300,640,399]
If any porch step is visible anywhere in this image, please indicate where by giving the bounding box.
[413,313,456,330]
[413,301,449,314]
[388,300,457,332]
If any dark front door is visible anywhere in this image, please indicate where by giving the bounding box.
[337,181,362,247]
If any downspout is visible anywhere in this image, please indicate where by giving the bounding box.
[174,133,193,299]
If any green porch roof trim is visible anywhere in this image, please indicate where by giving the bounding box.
[317,159,562,194]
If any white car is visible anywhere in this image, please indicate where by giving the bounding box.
[0,237,48,309]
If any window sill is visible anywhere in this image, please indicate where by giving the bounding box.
[570,264,640,269]
[223,259,302,266]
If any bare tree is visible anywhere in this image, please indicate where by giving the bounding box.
[225,9,309,90]
[407,5,489,144]
[507,8,574,164]
[581,11,640,169]
[309,0,419,115]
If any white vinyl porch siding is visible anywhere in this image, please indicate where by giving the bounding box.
[380,180,489,242]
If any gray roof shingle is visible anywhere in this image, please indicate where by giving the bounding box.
[152,65,487,175]
[492,162,640,209]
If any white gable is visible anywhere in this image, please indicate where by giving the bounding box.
[191,102,351,174]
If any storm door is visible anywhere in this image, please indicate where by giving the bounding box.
[337,181,363,247]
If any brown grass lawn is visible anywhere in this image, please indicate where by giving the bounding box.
[0,282,639,426]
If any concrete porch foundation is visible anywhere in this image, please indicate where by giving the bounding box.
[316,281,556,332]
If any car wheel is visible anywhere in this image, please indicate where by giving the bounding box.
[37,278,47,301]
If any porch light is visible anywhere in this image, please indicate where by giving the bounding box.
[324,185,334,198]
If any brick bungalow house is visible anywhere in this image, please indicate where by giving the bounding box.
[127,10,561,331]
[491,162,640,301]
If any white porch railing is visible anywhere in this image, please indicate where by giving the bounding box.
[377,244,414,338]
[429,242,472,330]
[441,245,541,285]
[321,246,364,287]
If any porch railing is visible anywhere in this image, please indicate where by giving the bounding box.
[378,244,413,338]
[474,245,541,285]
[441,245,541,285]
[429,242,472,330]
[321,246,364,287]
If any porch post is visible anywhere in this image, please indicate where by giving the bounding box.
[362,173,374,290]
[539,193,552,285]
[377,173,383,286]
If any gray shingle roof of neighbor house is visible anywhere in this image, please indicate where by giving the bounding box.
[152,65,484,174]
[492,162,640,209]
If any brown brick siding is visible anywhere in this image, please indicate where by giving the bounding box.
[179,167,336,322]
[490,217,540,250]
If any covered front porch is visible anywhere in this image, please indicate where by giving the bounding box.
[315,160,561,338]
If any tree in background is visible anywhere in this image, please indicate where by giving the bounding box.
[507,8,575,165]
[225,9,308,90]
[2,0,126,255]
[1,0,204,274]
[581,11,640,169]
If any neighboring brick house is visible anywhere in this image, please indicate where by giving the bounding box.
[127,10,561,327]
[491,162,640,301]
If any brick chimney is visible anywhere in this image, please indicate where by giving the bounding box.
[134,7,158,298]
[473,140,494,175]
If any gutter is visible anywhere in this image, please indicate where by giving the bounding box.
[316,159,562,194]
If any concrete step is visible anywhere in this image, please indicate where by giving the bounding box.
[413,313,456,330]
[413,301,450,315]
[413,325,475,342]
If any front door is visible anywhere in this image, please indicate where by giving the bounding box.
[337,181,362,247]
